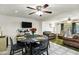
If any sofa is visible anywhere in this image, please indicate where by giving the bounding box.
[58,34,64,39]
[43,31,56,40]
[63,35,79,48]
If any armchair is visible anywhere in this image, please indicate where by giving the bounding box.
[43,31,56,40]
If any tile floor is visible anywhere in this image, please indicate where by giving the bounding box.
[0,42,79,55]
[49,42,79,55]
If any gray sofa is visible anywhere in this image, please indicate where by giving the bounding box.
[43,31,56,40]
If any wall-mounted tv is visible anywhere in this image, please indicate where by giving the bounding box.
[21,22,32,28]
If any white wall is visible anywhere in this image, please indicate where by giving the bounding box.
[0,15,42,39]
[42,21,61,34]
[42,21,56,32]
[42,11,79,34]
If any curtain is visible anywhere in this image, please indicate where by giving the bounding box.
[72,22,76,34]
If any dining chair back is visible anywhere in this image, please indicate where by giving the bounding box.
[10,37,24,55]
[32,38,49,55]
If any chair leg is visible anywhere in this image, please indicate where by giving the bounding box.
[10,50,14,55]
[13,50,14,55]
[22,48,24,55]
[10,50,12,55]
[47,50,49,55]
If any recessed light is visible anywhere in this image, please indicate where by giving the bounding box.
[15,10,19,13]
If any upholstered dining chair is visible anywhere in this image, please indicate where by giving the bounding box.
[32,39,49,55]
[10,37,24,55]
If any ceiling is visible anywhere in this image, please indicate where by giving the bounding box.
[0,4,79,20]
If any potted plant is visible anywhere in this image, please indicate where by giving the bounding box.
[30,28,37,35]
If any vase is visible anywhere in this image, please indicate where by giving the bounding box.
[32,32,34,36]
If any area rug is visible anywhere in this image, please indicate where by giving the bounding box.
[51,38,79,52]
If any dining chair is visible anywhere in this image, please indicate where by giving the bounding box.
[32,39,49,55]
[10,37,24,55]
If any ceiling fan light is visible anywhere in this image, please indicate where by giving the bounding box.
[35,11,43,16]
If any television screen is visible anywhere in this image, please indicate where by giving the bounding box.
[22,22,32,28]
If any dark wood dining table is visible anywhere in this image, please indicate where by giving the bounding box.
[17,35,48,55]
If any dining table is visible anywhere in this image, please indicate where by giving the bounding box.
[17,35,48,55]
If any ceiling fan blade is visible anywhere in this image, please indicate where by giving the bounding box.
[29,12,35,15]
[43,4,49,8]
[43,11,52,14]
[27,7,36,10]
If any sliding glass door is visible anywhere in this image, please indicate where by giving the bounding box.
[61,23,64,31]
[72,23,76,34]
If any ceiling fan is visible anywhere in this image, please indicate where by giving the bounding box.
[27,4,52,16]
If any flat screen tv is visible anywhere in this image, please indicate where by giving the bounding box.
[21,22,32,28]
